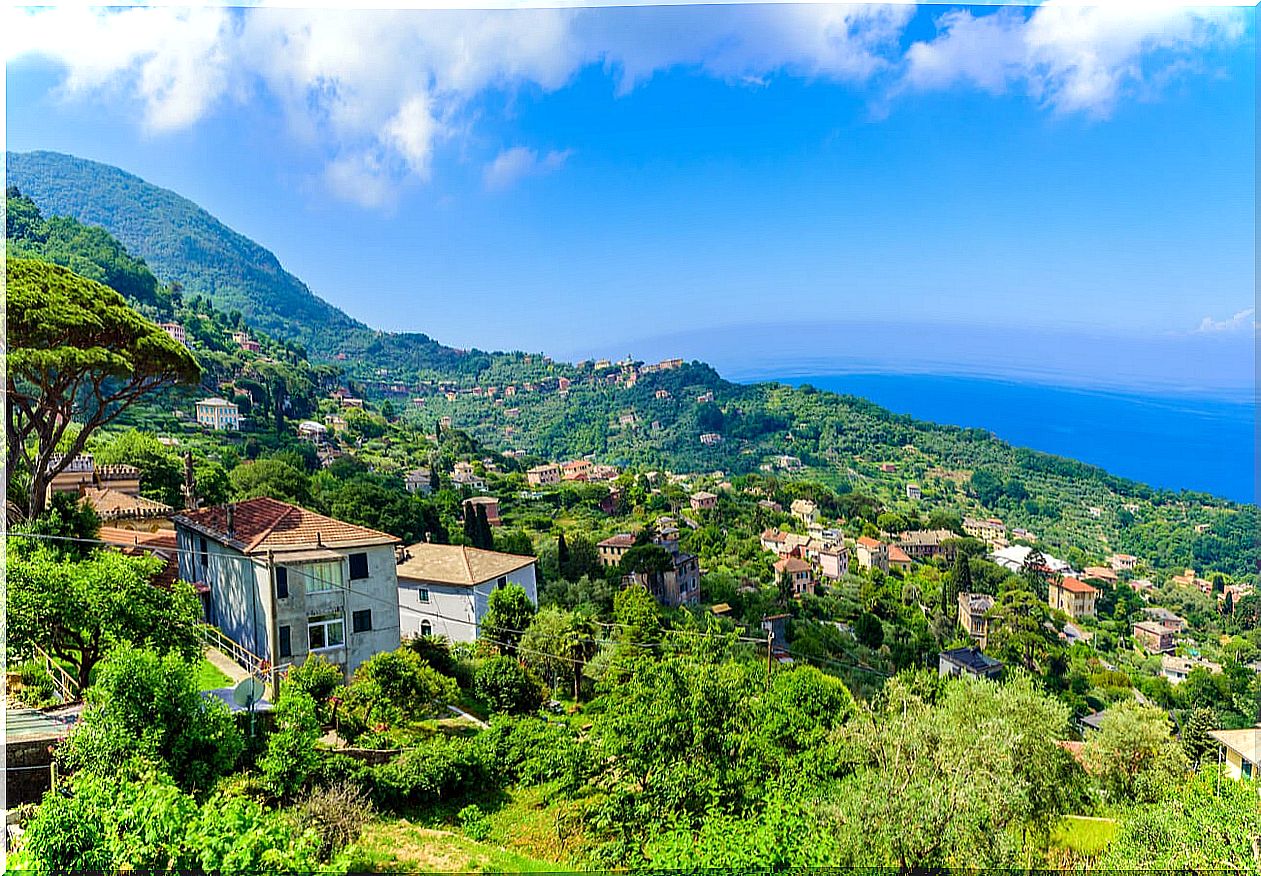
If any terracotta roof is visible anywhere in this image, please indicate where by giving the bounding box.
[81,487,172,521]
[598,533,637,548]
[774,557,812,574]
[1083,566,1119,581]
[1054,576,1099,595]
[857,536,883,549]
[174,496,398,555]
[888,545,912,564]
[761,528,787,543]
[97,526,180,589]
[395,542,535,587]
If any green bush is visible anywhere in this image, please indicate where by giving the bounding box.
[473,656,546,716]
[17,662,58,708]
[476,715,588,791]
[458,803,491,841]
[372,735,492,811]
[258,688,321,802]
[284,654,345,725]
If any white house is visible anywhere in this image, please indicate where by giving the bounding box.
[396,543,538,643]
[173,497,401,680]
[195,397,240,431]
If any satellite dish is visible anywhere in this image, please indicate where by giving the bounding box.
[233,677,265,708]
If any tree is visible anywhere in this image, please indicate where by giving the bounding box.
[481,584,538,653]
[6,258,201,516]
[475,655,546,714]
[229,458,311,505]
[476,505,494,549]
[1100,767,1261,869]
[829,672,1084,868]
[777,570,795,608]
[56,646,244,793]
[854,612,885,650]
[93,429,183,508]
[520,606,600,701]
[258,687,322,801]
[342,647,459,730]
[986,587,1057,673]
[7,547,202,695]
[1179,706,1218,768]
[557,532,570,569]
[1082,699,1189,804]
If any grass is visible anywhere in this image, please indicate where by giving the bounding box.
[1051,815,1117,855]
[194,658,233,691]
[346,816,568,873]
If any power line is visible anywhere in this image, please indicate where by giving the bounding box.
[12,530,888,675]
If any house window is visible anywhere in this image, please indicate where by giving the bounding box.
[278,625,292,659]
[496,576,507,589]
[421,620,433,636]
[304,561,343,594]
[199,536,208,570]
[418,588,430,604]
[308,614,345,650]
[275,567,289,599]
[352,609,372,634]
[348,552,369,581]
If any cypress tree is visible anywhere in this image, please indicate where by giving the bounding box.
[476,505,493,550]
[558,531,570,576]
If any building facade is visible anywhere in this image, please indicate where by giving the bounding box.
[195,397,240,431]
[396,543,538,643]
[174,497,401,680]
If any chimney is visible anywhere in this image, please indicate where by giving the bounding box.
[226,503,235,539]
[183,451,198,511]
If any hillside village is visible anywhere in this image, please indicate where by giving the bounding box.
[5,182,1261,871]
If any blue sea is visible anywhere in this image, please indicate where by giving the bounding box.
[758,373,1257,504]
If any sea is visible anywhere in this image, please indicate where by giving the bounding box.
[745,372,1257,505]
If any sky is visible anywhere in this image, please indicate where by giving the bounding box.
[5,2,1257,396]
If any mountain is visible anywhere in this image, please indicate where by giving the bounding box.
[7,150,1256,581]
[6,150,483,378]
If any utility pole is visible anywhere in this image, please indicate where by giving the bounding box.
[267,549,282,701]
[765,628,773,690]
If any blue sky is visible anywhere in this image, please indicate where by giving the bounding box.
[5,3,1256,395]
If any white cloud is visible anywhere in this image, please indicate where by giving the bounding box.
[902,1,1247,117]
[5,3,1251,205]
[1194,307,1256,334]
[483,146,572,190]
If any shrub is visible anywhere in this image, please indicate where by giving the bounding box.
[258,688,321,802]
[283,654,345,725]
[343,648,460,735]
[297,781,373,861]
[56,646,243,794]
[372,735,492,811]
[17,662,58,708]
[474,656,546,716]
[458,803,491,841]
[476,715,588,791]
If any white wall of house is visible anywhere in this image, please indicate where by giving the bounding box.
[398,563,538,643]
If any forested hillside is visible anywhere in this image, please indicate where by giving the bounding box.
[7,151,1256,584]
[6,150,479,377]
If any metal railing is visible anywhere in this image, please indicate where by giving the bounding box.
[198,624,269,685]
[31,643,77,703]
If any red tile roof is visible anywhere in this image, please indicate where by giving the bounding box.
[598,533,637,548]
[1055,576,1099,595]
[174,496,398,555]
[888,545,912,564]
[774,557,812,574]
[857,536,883,549]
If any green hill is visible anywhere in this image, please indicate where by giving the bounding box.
[6,150,481,377]
[7,150,1256,583]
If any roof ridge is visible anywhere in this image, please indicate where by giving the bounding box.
[244,497,295,552]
